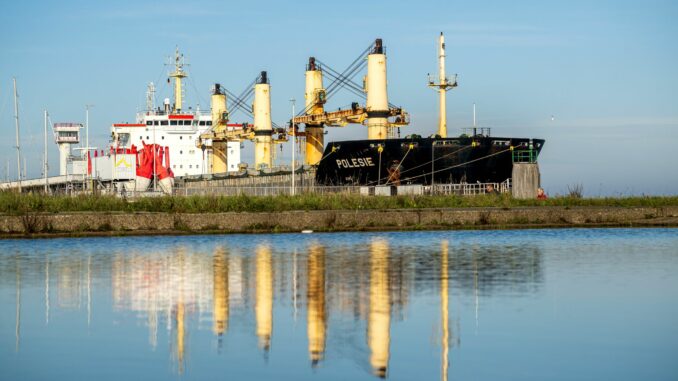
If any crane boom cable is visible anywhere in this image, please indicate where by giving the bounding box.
[317,60,366,98]
[365,147,511,186]
[296,42,374,118]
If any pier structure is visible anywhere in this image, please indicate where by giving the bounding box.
[511,144,541,199]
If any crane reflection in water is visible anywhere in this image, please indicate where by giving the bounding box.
[2,236,543,379]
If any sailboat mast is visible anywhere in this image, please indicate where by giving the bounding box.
[44,110,49,193]
[13,78,22,191]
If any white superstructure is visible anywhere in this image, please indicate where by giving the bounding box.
[110,49,242,177]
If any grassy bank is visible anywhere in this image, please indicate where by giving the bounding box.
[1,191,677,215]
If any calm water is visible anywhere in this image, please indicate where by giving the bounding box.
[1,229,677,380]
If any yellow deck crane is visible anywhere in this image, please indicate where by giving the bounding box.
[290,39,409,166]
[197,72,287,172]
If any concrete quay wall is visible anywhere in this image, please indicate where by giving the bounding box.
[1,206,677,237]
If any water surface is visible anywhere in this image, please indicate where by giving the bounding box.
[1,229,677,380]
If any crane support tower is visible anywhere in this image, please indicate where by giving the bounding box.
[427,32,458,138]
[290,38,409,165]
[365,39,390,140]
[253,72,273,169]
[304,58,326,166]
[198,72,287,173]
[210,84,229,173]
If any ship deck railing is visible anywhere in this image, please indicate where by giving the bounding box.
[430,179,511,196]
[177,185,363,197]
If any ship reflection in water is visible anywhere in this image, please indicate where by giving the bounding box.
[3,230,676,380]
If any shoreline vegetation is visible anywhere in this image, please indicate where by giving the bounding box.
[0,192,677,238]
[2,192,678,215]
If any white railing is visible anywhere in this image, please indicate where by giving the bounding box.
[178,185,362,197]
[431,179,511,195]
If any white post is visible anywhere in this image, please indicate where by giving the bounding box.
[290,98,296,196]
[473,103,477,136]
[153,116,157,192]
[85,104,94,191]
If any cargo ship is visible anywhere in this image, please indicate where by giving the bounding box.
[291,34,544,187]
[315,135,544,186]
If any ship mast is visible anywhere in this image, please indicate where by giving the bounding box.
[168,47,187,113]
[428,32,457,138]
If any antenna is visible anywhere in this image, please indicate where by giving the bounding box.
[167,47,189,112]
[146,82,156,112]
[473,103,477,137]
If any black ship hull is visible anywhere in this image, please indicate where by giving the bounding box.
[315,136,544,186]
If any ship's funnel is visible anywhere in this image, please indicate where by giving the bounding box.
[254,71,273,169]
[304,57,326,166]
[366,38,389,140]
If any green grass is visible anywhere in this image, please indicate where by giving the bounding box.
[1,191,676,215]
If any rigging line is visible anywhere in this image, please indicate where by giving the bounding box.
[365,147,510,186]
[325,59,367,99]
[321,68,367,100]
[322,63,367,111]
[231,76,259,111]
[233,77,258,108]
[317,60,366,98]
[228,87,255,116]
[314,45,371,106]
[383,145,413,185]
[396,145,472,178]
[315,146,339,164]
[186,71,208,108]
[318,59,400,110]
[294,42,373,118]
[401,148,512,184]
[323,42,372,98]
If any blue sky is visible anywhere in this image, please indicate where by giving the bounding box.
[1,0,676,195]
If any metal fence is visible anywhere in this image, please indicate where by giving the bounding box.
[431,179,511,195]
[176,179,511,197]
[177,185,362,197]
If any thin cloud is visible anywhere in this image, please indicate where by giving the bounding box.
[426,23,570,47]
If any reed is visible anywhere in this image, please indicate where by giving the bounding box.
[1,191,676,215]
